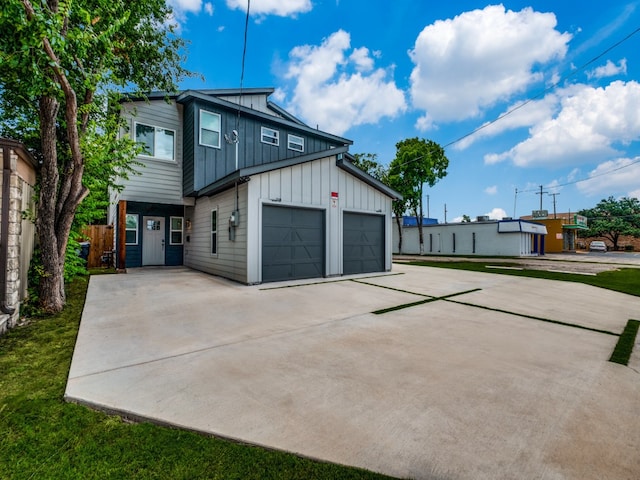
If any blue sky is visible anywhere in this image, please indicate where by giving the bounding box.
[169,0,640,222]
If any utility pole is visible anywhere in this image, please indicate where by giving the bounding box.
[548,193,560,219]
[444,203,447,223]
[513,188,518,218]
[427,194,430,218]
[536,185,548,211]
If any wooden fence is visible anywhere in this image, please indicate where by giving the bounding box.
[81,225,115,268]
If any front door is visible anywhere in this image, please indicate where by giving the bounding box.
[142,216,165,266]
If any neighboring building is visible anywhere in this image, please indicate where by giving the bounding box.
[0,138,37,336]
[401,216,438,227]
[393,218,547,256]
[519,213,588,252]
[110,88,400,284]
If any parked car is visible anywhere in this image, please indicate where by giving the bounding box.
[589,241,607,252]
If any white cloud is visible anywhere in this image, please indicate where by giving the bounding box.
[170,0,203,13]
[226,0,312,17]
[484,185,498,195]
[168,0,212,27]
[349,47,374,72]
[415,113,436,132]
[485,81,640,167]
[456,94,558,150]
[576,157,640,197]
[629,189,640,200]
[485,207,508,220]
[586,59,627,79]
[409,5,571,124]
[281,30,406,135]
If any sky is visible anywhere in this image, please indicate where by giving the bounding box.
[167,0,640,222]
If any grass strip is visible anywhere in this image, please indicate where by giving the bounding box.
[446,298,619,336]
[405,260,640,297]
[609,319,640,365]
[372,288,482,315]
[0,274,395,480]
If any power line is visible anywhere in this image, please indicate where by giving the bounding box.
[518,157,640,193]
[236,0,251,131]
[443,25,640,149]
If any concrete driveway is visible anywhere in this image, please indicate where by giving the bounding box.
[65,264,640,480]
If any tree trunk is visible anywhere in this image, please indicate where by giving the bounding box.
[37,95,66,312]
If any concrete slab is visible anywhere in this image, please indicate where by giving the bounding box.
[66,264,640,480]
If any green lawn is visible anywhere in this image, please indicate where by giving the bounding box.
[0,275,394,480]
[404,260,640,297]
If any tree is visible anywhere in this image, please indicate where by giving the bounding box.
[389,138,449,254]
[0,0,192,312]
[462,214,471,223]
[351,152,387,180]
[578,196,640,250]
[350,152,412,254]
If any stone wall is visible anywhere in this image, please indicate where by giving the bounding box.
[1,148,29,336]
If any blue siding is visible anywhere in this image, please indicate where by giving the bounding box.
[119,201,185,268]
[184,98,343,193]
[183,101,195,196]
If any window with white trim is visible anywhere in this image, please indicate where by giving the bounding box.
[211,209,218,255]
[170,217,183,245]
[261,126,279,146]
[134,122,175,160]
[199,110,221,148]
[287,134,304,152]
[125,214,139,245]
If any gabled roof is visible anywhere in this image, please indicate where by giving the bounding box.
[176,89,352,146]
[196,145,401,201]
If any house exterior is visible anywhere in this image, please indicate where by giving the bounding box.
[109,88,399,284]
[0,138,37,336]
[394,218,548,256]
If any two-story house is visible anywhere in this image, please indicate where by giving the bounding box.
[110,88,400,284]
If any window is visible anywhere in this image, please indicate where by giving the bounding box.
[135,123,175,160]
[170,217,183,245]
[125,214,138,245]
[211,210,218,255]
[199,110,221,148]
[261,126,279,146]
[287,134,304,152]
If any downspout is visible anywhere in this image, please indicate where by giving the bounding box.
[1,146,16,314]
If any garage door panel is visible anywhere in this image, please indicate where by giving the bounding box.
[343,212,384,275]
[262,205,325,283]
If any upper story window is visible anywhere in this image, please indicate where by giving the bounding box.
[287,134,304,152]
[261,126,279,146]
[200,110,221,148]
[134,122,175,161]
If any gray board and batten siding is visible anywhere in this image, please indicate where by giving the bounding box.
[177,90,351,196]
